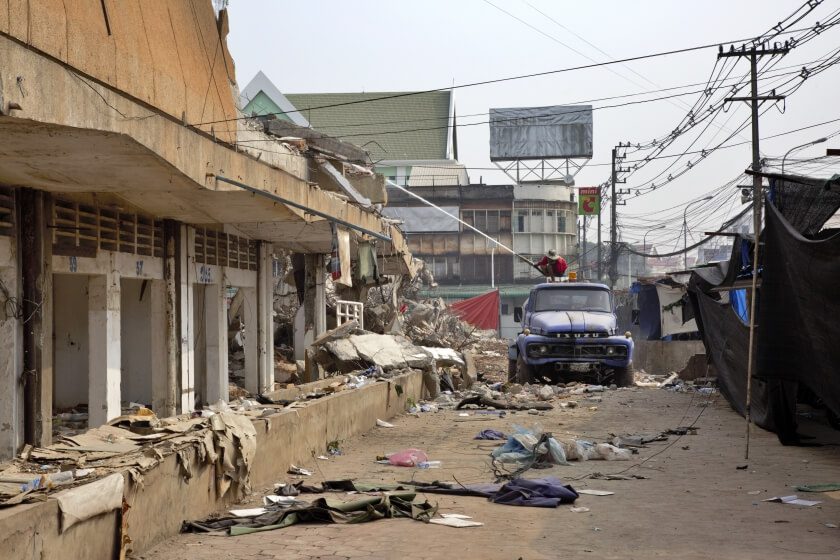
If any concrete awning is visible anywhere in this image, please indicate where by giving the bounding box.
[0,116,413,266]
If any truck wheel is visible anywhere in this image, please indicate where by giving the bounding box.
[508,358,517,382]
[614,361,635,388]
[516,355,535,384]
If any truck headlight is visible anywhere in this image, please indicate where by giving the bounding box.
[607,346,616,355]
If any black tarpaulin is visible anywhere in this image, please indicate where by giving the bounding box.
[757,197,840,419]
[637,284,661,340]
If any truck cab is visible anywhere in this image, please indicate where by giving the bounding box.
[508,282,634,386]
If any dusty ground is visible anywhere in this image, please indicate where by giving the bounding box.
[143,388,840,560]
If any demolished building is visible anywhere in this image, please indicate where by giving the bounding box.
[0,0,415,461]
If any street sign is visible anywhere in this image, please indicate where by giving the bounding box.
[578,187,600,215]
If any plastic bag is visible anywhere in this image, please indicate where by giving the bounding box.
[546,437,569,465]
[388,448,428,467]
[594,443,632,461]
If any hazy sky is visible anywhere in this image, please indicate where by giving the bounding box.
[226,0,839,251]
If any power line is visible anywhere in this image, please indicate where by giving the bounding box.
[195,24,827,127]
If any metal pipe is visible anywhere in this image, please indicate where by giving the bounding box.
[386,180,539,271]
[215,175,391,242]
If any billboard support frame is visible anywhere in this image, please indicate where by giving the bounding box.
[493,157,589,186]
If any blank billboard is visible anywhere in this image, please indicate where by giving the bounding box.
[489,105,593,160]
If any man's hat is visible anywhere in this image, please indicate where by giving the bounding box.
[547,249,559,261]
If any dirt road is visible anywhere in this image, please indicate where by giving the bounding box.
[143,387,840,560]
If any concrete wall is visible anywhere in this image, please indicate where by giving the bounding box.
[53,274,89,409]
[633,339,706,376]
[121,278,153,406]
[0,0,238,143]
[0,371,424,558]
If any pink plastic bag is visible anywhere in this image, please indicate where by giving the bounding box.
[388,448,428,467]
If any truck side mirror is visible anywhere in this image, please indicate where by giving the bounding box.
[514,307,523,322]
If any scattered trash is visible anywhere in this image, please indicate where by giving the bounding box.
[736,464,749,470]
[376,419,395,428]
[317,455,330,461]
[825,523,838,529]
[430,517,483,528]
[288,465,313,476]
[187,492,437,536]
[796,483,840,493]
[747,490,762,495]
[578,489,614,496]
[327,441,343,456]
[588,473,647,481]
[762,495,822,507]
[474,429,507,440]
[388,449,429,467]
[569,506,590,513]
[410,477,578,508]
[263,495,298,506]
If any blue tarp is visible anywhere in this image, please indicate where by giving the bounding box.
[731,289,748,324]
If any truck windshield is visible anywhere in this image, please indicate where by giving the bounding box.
[533,288,611,312]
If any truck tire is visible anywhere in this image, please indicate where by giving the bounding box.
[516,354,535,384]
[508,358,517,382]
[614,361,635,388]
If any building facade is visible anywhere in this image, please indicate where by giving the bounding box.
[0,1,413,460]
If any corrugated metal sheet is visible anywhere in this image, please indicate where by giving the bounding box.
[407,163,469,186]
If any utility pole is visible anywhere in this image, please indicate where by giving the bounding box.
[719,41,788,459]
[596,188,602,281]
[610,149,617,288]
[582,215,587,280]
[608,146,630,288]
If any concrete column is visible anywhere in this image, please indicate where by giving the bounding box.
[162,220,179,418]
[204,282,228,404]
[0,237,23,460]
[242,287,258,395]
[88,267,121,427]
[18,188,52,446]
[150,280,169,414]
[256,242,274,393]
[179,225,195,413]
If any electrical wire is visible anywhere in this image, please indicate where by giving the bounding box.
[194,22,829,128]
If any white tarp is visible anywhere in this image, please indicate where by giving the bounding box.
[55,473,124,533]
[656,284,698,337]
[382,206,460,232]
[490,105,593,160]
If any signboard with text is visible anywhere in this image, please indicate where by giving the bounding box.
[578,187,601,215]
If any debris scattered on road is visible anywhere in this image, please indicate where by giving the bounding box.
[185,492,437,536]
[474,429,507,440]
[762,495,822,507]
[409,477,578,508]
[376,419,395,428]
[429,514,484,528]
[796,483,840,493]
[578,489,615,496]
[288,465,313,476]
[387,449,429,467]
[570,506,591,513]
